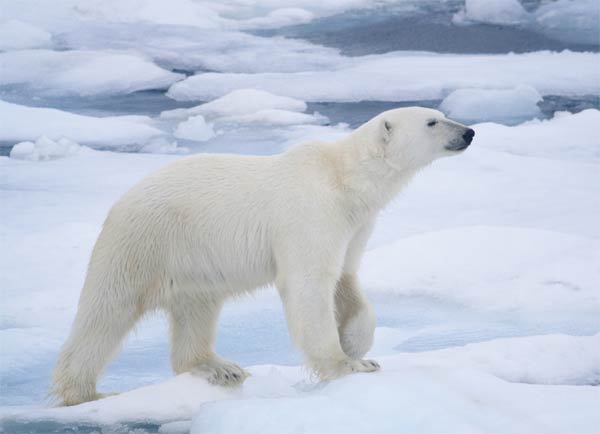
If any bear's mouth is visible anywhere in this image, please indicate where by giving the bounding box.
[445,141,470,151]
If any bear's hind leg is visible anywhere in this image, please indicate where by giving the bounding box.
[168,293,249,387]
[52,287,141,406]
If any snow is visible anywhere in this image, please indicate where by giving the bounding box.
[189,336,600,434]
[173,115,216,142]
[167,51,599,102]
[362,226,600,312]
[9,136,91,161]
[453,0,529,26]
[439,85,542,124]
[0,100,165,148]
[0,50,183,97]
[0,20,52,50]
[2,334,598,433]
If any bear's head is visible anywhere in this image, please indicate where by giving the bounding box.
[366,107,474,171]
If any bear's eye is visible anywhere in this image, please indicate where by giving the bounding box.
[427,120,437,127]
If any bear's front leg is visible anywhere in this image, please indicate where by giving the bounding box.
[278,268,379,380]
[335,273,377,360]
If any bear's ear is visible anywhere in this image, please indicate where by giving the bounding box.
[381,119,393,144]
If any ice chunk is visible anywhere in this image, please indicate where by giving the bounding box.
[9,136,91,161]
[0,19,52,50]
[140,138,189,155]
[218,109,326,126]
[0,49,183,97]
[166,89,323,136]
[453,0,530,26]
[161,89,307,120]
[167,51,599,102]
[173,115,216,142]
[0,100,164,147]
[159,420,193,434]
[439,85,542,124]
[535,0,600,45]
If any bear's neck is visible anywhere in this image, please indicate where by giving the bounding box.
[331,137,419,220]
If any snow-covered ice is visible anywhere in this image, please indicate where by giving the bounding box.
[0,50,183,97]
[2,334,599,433]
[167,51,599,102]
[439,86,543,124]
[0,101,165,148]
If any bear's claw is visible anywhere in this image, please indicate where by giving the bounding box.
[348,359,380,373]
[192,357,250,387]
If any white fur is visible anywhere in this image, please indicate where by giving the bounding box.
[52,107,472,406]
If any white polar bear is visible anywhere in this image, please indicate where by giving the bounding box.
[52,107,474,406]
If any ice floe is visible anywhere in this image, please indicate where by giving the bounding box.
[0,50,183,97]
[161,89,307,120]
[167,51,599,102]
[439,85,543,124]
[0,100,165,148]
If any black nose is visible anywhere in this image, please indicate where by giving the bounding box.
[462,128,475,145]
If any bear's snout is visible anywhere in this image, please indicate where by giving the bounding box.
[462,128,475,146]
[445,127,474,151]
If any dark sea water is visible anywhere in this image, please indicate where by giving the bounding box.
[256,1,599,55]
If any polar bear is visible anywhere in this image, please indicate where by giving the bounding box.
[52,107,474,406]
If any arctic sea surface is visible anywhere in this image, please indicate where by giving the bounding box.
[0,1,599,433]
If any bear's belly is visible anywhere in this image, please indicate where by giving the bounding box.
[165,234,277,297]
